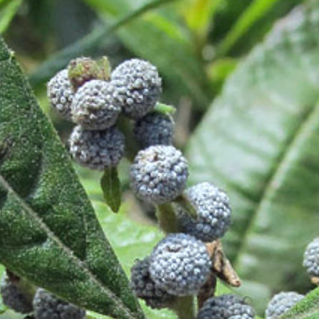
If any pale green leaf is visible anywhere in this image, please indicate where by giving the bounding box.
[0,0,22,34]
[187,1,319,313]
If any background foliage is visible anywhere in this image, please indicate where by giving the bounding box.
[1,0,319,318]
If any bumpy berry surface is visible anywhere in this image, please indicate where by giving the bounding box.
[149,234,211,296]
[111,59,162,119]
[0,273,33,314]
[130,145,188,204]
[33,289,86,319]
[198,294,255,319]
[265,292,304,319]
[131,257,175,309]
[47,70,74,121]
[69,125,125,170]
[176,182,231,242]
[71,80,121,130]
[134,112,174,148]
[303,237,319,277]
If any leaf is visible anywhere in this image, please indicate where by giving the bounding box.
[101,167,122,213]
[0,0,23,34]
[282,288,319,319]
[0,38,144,319]
[215,0,302,56]
[180,0,223,39]
[187,1,319,313]
[217,0,284,55]
[0,265,6,314]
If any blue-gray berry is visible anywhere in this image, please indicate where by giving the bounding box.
[69,125,125,170]
[134,112,174,148]
[33,289,86,319]
[149,234,211,296]
[265,292,304,319]
[176,182,231,242]
[130,145,188,204]
[0,273,33,314]
[71,80,121,130]
[198,294,255,319]
[131,257,175,309]
[303,238,319,277]
[111,59,162,119]
[47,70,74,121]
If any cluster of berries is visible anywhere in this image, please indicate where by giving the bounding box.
[48,57,170,171]
[49,56,319,318]
[1,271,85,319]
[48,56,252,317]
[263,237,319,319]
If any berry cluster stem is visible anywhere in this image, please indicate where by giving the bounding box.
[172,296,195,319]
[156,203,179,234]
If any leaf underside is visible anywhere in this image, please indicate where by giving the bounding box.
[187,0,319,312]
[0,38,144,319]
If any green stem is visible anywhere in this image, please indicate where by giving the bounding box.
[156,203,179,234]
[174,194,197,218]
[172,296,196,319]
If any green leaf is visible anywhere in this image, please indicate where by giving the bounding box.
[282,288,319,319]
[215,0,302,56]
[187,1,319,313]
[0,0,23,34]
[217,0,283,55]
[180,0,223,41]
[0,265,6,314]
[0,37,144,319]
[101,167,122,213]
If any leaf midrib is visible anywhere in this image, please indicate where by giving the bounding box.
[233,99,319,267]
[0,174,140,319]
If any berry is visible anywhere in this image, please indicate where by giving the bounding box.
[69,125,125,170]
[303,237,319,277]
[71,80,121,130]
[33,289,86,319]
[1,273,33,314]
[130,145,188,204]
[265,292,304,319]
[131,257,175,309]
[134,112,174,148]
[176,182,231,242]
[149,234,211,296]
[47,70,74,121]
[111,59,162,119]
[197,294,255,319]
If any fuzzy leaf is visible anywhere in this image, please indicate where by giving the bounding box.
[0,37,144,319]
[187,1,319,313]
[101,167,122,213]
[282,287,319,319]
[0,265,6,314]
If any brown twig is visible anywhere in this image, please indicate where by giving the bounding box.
[206,240,241,288]
[311,276,319,285]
